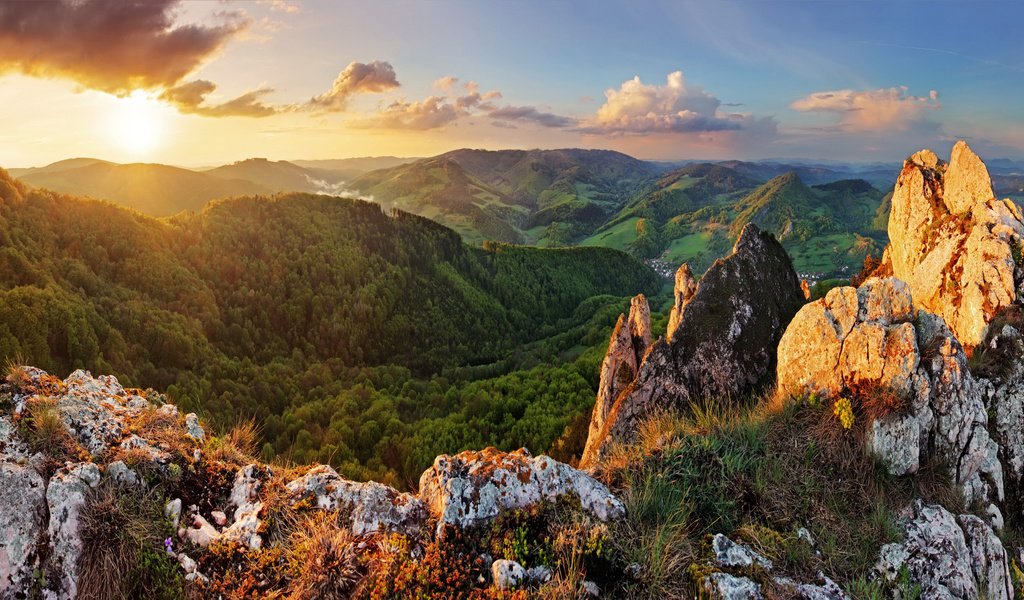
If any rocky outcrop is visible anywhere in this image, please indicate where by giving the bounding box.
[418,447,624,532]
[586,294,651,456]
[884,141,1024,352]
[582,224,805,466]
[0,366,624,598]
[777,278,1004,509]
[666,263,697,342]
[874,501,1012,600]
[286,464,428,537]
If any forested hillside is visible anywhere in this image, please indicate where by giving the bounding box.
[0,169,661,486]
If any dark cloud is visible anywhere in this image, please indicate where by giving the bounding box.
[308,61,400,111]
[0,0,247,94]
[161,80,278,118]
[487,105,576,128]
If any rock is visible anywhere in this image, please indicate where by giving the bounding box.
[0,416,29,462]
[177,552,198,574]
[286,464,426,537]
[184,413,205,441]
[703,572,763,599]
[525,565,552,584]
[46,462,101,598]
[57,371,148,456]
[801,279,811,300]
[165,498,183,529]
[581,580,600,597]
[874,501,1012,600]
[119,434,172,464]
[0,462,46,595]
[210,511,227,527]
[773,574,850,600]
[221,466,267,550]
[777,278,1003,506]
[711,533,772,571]
[957,513,1014,600]
[586,294,651,468]
[491,559,526,590]
[667,263,697,341]
[418,447,624,532]
[184,513,221,548]
[885,141,1024,351]
[583,224,805,466]
[105,460,139,486]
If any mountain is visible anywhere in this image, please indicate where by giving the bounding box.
[349,148,659,245]
[14,160,272,216]
[291,156,419,178]
[204,158,346,194]
[0,167,660,485]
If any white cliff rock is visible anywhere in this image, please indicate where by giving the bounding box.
[419,447,624,532]
[46,462,101,598]
[0,462,46,595]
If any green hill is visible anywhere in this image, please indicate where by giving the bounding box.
[15,160,272,216]
[204,158,344,193]
[0,167,660,484]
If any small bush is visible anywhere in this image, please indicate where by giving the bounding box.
[285,512,362,599]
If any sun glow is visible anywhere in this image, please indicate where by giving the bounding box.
[105,90,167,156]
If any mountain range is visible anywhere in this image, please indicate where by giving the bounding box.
[11,150,1024,279]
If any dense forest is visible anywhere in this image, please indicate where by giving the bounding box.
[0,169,663,487]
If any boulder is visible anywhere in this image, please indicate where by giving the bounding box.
[222,464,271,550]
[777,278,1003,507]
[491,559,526,590]
[711,533,772,570]
[286,465,427,537]
[418,447,624,532]
[582,224,804,466]
[874,501,1012,600]
[0,462,46,596]
[702,572,763,599]
[884,141,1024,351]
[586,294,651,456]
[46,462,101,598]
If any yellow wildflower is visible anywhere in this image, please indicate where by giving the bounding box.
[833,398,854,430]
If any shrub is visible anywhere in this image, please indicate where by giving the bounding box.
[285,512,362,599]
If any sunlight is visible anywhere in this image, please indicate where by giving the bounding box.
[105,90,167,156]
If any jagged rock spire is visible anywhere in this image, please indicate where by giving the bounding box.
[885,140,1024,351]
[666,263,697,342]
[586,294,651,454]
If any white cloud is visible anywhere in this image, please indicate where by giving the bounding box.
[790,86,940,132]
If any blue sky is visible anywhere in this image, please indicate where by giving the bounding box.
[2,0,1023,165]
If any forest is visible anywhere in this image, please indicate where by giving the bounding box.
[0,169,664,487]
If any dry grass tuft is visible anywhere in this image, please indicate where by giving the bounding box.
[20,396,84,464]
[205,418,262,466]
[77,481,183,600]
[284,512,363,599]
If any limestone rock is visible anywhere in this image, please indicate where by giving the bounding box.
[777,278,1003,506]
[586,294,651,459]
[702,572,763,599]
[46,462,101,598]
[885,141,1024,351]
[286,465,427,537]
[418,447,624,531]
[185,413,205,441]
[491,559,526,590]
[582,224,804,466]
[184,513,221,548]
[666,263,697,342]
[0,462,46,596]
[222,464,271,550]
[875,501,1012,600]
[711,533,772,570]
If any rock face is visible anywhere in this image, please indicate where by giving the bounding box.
[286,464,427,537]
[0,366,627,598]
[777,278,1004,508]
[874,501,1012,600]
[418,447,625,531]
[666,263,697,342]
[884,141,1024,352]
[586,294,651,456]
[582,224,805,466]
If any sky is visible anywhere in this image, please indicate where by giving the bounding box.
[1,0,1023,167]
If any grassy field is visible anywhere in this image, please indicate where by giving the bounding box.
[580,217,642,251]
[663,231,712,264]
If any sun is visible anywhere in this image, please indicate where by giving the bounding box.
[105,90,167,156]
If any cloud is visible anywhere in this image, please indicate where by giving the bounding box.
[308,61,400,111]
[790,86,940,132]
[262,0,301,14]
[160,80,278,117]
[487,105,576,128]
[580,70,750,134]
[353,96,462,130]
[0,0,247,95]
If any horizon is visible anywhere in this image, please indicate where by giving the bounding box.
[2,0,1024,167]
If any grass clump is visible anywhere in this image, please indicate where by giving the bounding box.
[285,512,363,599]
[76,481,184,600]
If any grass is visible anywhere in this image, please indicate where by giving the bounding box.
[662,231,712,265]
[76,481,184,600]
[594,394,962,597]
[204,418,261,466]
[579,218,641,251]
